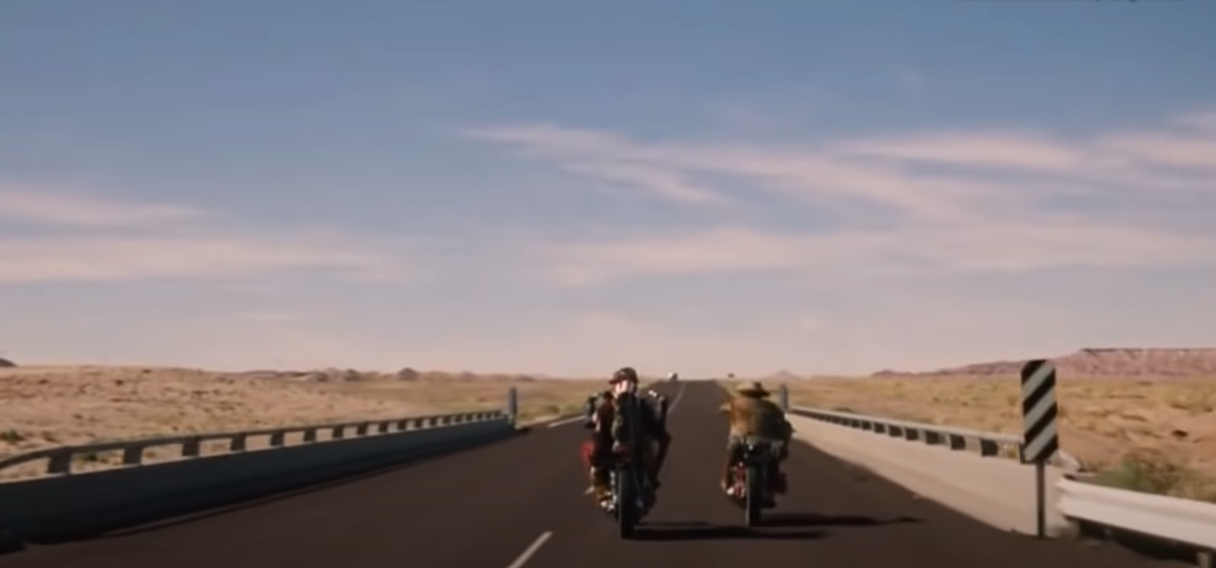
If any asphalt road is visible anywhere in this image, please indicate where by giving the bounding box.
[0,382,1177,568]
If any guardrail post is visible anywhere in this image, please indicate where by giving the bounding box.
[47,450,71,475]
[507,387,519,425]
[778,384,789,412]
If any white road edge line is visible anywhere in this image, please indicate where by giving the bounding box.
[506,531,553,568]
[667,383,687,414]
[547,416,583,428]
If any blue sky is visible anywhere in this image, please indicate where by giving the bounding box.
[1,0,1214,376]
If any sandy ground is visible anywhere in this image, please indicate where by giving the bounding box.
[0,365,602,480]
[779,374,1216,502]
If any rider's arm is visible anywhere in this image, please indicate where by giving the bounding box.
[645,391,669,422]
[718,400,731,414]
[767,404,794,441]
[594,397,617,435]
[643,401,670,442]
[582,395,598,428]
[609,398,630,443]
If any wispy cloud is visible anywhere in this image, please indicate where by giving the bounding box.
[1172,109,1216,131]
[0,189,408,283]
[470,106,1216,287]
[469,124,1011,221]
[0,187,209,228]
[838,129,1216,189]
[224,310,317,324]
[556,161,729,205]
[539,221,1216,287]
[0,235,392,283]
[464,124,731,206]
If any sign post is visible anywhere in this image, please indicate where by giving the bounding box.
[1020,359,1060,538]
[507,387,519,426]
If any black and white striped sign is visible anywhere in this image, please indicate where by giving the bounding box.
[1020,359,1059,464]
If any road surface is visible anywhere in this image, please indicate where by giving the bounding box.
[0,382,1174,568]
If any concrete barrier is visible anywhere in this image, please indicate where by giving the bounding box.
[787,411,1070,535]
[0,416,514,544]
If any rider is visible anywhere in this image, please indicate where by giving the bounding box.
[667,371,678,381]
[582,389,611,427]
[582,367,672,503]
[719,380,793,501]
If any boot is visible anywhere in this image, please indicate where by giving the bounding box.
[721,454,736,495]
[589,467,611,502]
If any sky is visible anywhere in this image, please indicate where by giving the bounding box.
[1,0,1214,377]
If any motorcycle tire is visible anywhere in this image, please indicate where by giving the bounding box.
[615,465,637,539]
[745,463,764,527]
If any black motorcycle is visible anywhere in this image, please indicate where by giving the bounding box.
[728,440,777,527]
[589,391,663,539]
[603,443,653,538]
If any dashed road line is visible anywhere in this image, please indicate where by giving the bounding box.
[505,531,552,568]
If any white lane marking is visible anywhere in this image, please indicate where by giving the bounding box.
[547,415,584,428]
[666,383,687,414]
[506,531,552,568]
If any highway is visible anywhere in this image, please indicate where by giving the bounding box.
[0,381,1175,568]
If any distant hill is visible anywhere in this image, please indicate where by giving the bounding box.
[873,348,1216,377]
[226,367,575,383]
[761,370,803,382]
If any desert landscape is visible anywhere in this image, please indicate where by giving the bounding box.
[5,348,1215,503]
[778,348,1216,503]
[0,364,602,481]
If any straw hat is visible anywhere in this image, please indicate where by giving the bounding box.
[736,380,770,397]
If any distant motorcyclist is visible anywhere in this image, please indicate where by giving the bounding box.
[581,367,672,503]
[719,380,792,502]
[667,371,678,382]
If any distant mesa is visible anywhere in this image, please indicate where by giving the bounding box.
[872,348,1216,377]
[762,370,802,382]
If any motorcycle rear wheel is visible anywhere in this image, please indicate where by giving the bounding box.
[615,466,637,539]
[744,464,764,527]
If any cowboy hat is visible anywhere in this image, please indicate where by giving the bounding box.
[735,380,770,397]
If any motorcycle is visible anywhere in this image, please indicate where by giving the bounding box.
[602,444,653,539]
[729,440,778,527]
[584,391,665,539]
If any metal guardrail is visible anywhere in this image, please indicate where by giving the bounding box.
[0,410,507,478]
[790,406,1030,461]
[1058,479,1216,567]
[791,404,1215,566]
